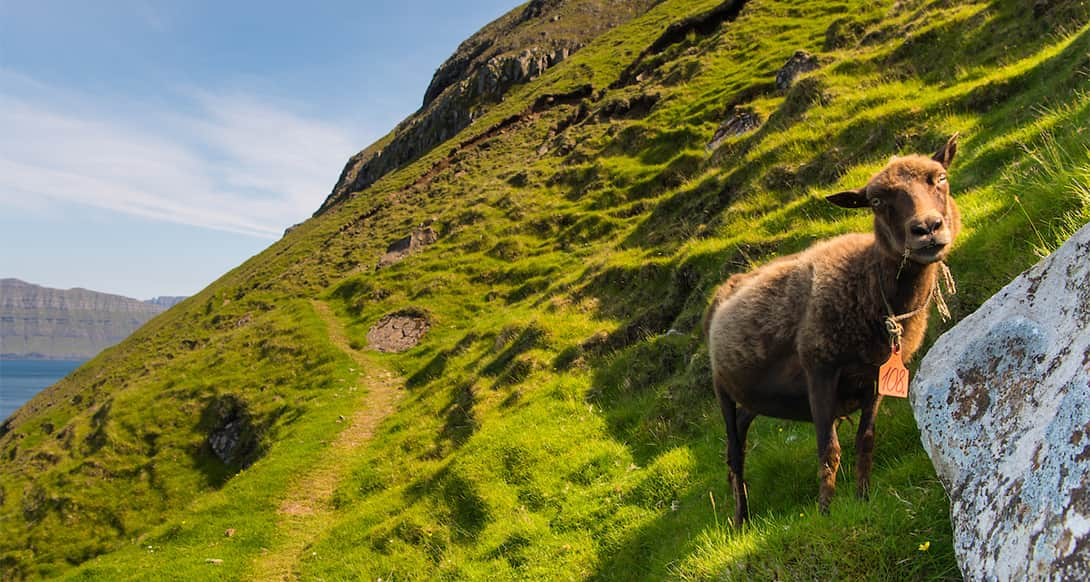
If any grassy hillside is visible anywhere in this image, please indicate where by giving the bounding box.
[2,0,1089,579]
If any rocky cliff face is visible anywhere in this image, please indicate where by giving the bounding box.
[0,279,168,360]
[314,0,657,215]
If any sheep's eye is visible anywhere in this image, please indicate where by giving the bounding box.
[869,197,882,208]
[937,173,947,184]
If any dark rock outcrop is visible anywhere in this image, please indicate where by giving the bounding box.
[647,0,749,54]
[706,107,761,151]
[613,0,750,89]
[378,222,439,268]
[775,50,820,91]
[205,396,260,469]
[911,222,1090,580]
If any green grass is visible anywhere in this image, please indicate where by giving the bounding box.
[3,0,1090,579]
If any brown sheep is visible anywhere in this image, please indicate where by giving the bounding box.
[704,134,961,524]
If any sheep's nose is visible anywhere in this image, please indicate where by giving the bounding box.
[910,215,944,237]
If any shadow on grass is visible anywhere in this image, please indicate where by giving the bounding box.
[586,400,956,580]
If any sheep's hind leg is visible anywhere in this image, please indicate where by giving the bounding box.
[855,391,881,500]
[718,390,756,526]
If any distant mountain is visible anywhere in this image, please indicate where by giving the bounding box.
[0,278,177,360]
[145,296,187,309]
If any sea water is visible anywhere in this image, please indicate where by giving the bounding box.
[0,360,85,420]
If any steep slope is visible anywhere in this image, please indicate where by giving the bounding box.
[2,0,1090,579]
[0,279,169,360]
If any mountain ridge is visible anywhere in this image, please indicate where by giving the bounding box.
[314,0,659,215]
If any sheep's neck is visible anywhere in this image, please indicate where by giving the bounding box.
[873,248,937,318]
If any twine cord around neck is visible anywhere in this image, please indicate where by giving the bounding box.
[879,258,956,350]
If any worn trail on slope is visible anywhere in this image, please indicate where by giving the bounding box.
[249,299,403,581]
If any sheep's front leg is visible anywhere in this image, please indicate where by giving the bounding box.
[855,389,881,499]
[806,367,842,514]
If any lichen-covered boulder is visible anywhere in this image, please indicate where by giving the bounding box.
[911,222,1090,580]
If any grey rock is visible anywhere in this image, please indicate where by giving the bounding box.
[206,397,258,468]
[775,50,819,91]
[706,107,761,151]
[208,420,244,464]
[378,223,439,268]
[911,222,1090,580]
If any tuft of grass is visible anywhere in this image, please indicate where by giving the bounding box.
[1008,108,1090,257]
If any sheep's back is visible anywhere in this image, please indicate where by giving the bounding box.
[708,233,875,381]
[708,253,811,378]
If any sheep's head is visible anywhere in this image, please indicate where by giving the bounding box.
[827,133,961,265]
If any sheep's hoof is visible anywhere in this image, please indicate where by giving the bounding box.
[818,483,836,514]
[732,505,749,527]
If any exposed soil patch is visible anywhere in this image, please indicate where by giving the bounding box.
[367,311,431,352]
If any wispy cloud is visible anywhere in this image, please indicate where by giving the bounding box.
[0,76,366,239]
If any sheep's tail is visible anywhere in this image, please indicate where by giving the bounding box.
[703,275,746,338]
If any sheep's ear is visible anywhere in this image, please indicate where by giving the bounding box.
[826,189,869,208]
[933,132,959,169]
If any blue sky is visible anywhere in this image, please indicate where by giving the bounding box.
[0,0,518,299]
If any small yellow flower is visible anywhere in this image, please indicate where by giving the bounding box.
[918,541,931,552]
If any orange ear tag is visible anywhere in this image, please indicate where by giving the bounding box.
[878,348,909,398]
